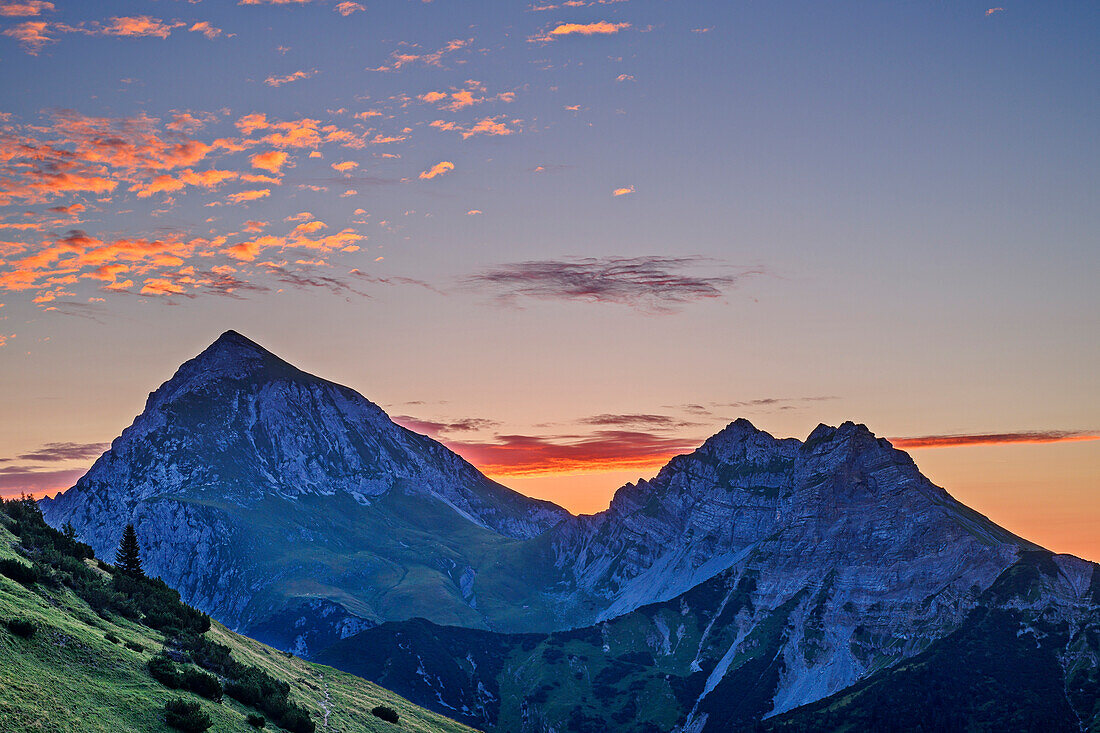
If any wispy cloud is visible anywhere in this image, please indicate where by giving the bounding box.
[7,441,108,462]
[445,429,696,476]
[368,38,473,72]
[264,69,316,87]
[612,185,634,196]
[580,413,696,428]
[189,21,225,40]
[430,116,521,139]
[334,2,365,16]
[2,19,52,52]
[532,20,630,42]
[468,256,764,313]
[0,1,54,18]
[891,430,1099,449]
[419,160,455,179]
[392,416,500,438]
[715,396,838,412]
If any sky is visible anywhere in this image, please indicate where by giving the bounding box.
[0,1,1097,559]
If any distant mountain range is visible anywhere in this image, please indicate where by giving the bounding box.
[40,331,1100,731]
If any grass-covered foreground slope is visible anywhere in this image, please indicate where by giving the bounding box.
[0,498,478,733]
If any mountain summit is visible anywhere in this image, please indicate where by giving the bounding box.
[42,330,568,640]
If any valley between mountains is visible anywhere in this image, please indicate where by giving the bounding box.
[38,331,1100,732]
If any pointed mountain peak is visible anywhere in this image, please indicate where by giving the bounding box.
[211,329,262,350]
[695,417,788,461]
[165,330,307,397]
[702,418,764,445]
[189,330,271,366]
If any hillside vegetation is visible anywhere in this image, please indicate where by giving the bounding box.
[0,497,478,733]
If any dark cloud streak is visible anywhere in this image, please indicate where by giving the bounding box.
[467,256,765,313]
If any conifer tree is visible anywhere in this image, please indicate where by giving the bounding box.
[115,524,144,576]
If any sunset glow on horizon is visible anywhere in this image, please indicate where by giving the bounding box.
[1,2,1097,561]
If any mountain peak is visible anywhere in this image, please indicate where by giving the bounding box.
[200,329,273,362]
[212,328,261,349]
[178,330,301,388]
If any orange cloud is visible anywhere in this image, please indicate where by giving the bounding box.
[612,185,634,196]
[419,161,455,179]
[128,169,239,198]
[265,69,316,87]
[370,38,472,71]
[0,1,54,16]
[0,111,215,206]
[418,81,516,112]
[550,20,629,36]
[431,429,697,477]
[985,7,1004,15]
[226,235,279,261]
[334,1,364,15]
[2,20,52,52]
[890,431,1100,449]
[226,189,271,204]
[331,160,358,172]
[0,229,207,300]
[241,173,280,185]
[464,116,517,138]
[237,115,331,148]
[466,209,482,216]
[532,20,630,42]
[90,16,183,38]
[250,150,289,173]
[189,21,224,39]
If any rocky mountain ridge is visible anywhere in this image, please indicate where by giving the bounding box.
[36,330,1098,730]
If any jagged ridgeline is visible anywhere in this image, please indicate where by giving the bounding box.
[0,497,478,732]
[38,331,1100,732]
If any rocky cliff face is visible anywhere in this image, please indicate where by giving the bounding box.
[549,419,1026,625]
[40,330,568,637]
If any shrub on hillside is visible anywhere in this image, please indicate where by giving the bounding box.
[164,698,212,732]
[371,705,400,724]
[246,713,266,728]
[183,667,223,701]
[149,654,184,689]
[125,640,145,652]
[105,632,121,644]
[0,558,39,585]
[6,617,36,638]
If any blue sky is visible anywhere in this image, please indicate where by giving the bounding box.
[0,0,1097,557]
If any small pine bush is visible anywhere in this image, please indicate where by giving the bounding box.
[124,640,145,652]
[0,558,38,585]
[149,654,184,689]
[164,698,212,732]
[6,617,36,638]
[182,667,223,701]
[105,632,121,644]
[371,705,399,724]
[246,713,266,728]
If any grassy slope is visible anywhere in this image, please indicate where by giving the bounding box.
[0,523,479,733]
[182,489,572,634]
